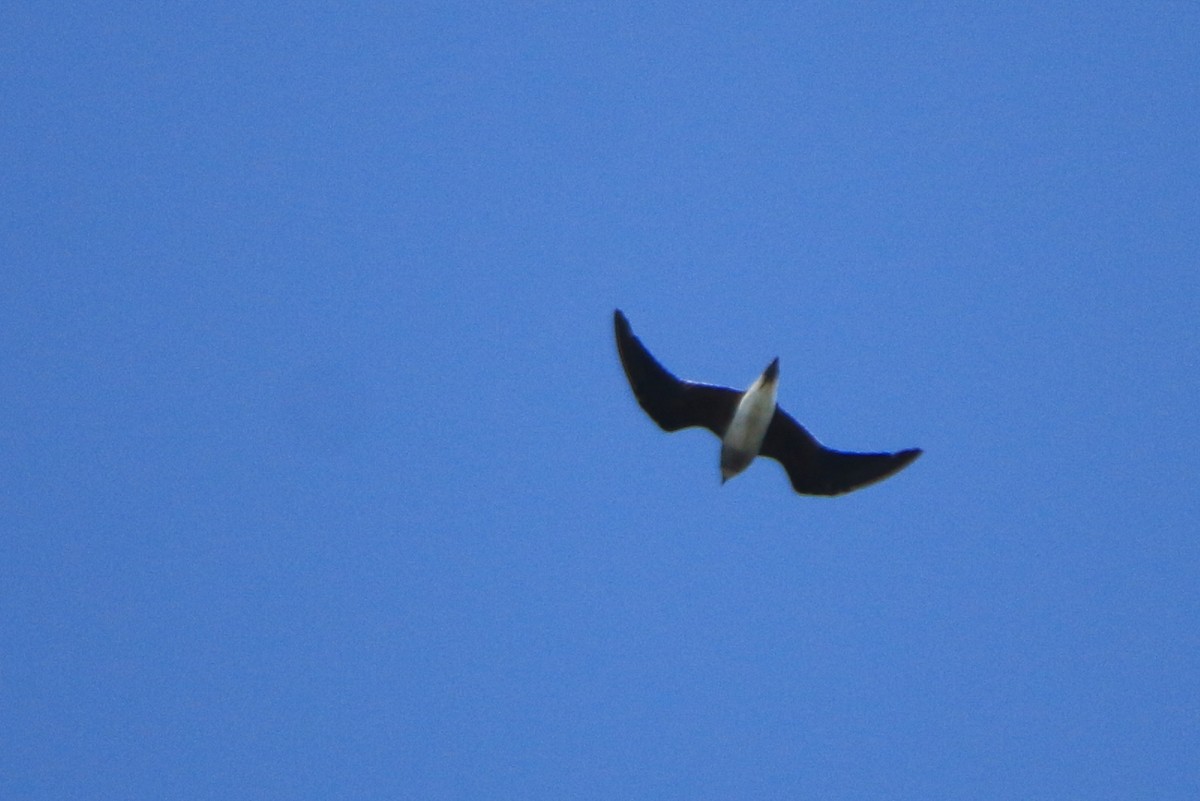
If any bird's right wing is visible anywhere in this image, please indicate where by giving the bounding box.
[614,310,740,436]
[760,408,922,496]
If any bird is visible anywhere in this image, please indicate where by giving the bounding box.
[613,309,921,496]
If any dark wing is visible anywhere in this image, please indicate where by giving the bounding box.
[760,407,922,496]
[614,309,739,436]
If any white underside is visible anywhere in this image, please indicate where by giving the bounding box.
[720,370,778,477]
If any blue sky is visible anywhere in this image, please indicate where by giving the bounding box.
[3,3,1197,799]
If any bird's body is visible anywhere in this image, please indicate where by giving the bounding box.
[719,358,779,483]
[613,310,921,496]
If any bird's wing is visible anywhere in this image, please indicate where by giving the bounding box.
[614,310,740,436]
[760,408,922,496]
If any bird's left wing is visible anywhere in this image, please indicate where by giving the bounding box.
[614,310,739,436]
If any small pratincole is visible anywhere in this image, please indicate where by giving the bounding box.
[614,309,921,496]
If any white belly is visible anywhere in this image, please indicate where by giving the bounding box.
[719,371,778,480]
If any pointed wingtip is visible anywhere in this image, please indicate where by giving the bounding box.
[885,448,923,475]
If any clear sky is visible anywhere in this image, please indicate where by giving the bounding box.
[3,3,1197,799]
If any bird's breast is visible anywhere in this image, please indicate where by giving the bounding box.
[721,374,779,459]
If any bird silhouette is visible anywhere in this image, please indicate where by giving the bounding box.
[614,310,921,496]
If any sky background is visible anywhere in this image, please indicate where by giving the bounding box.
[3,3,1198,799]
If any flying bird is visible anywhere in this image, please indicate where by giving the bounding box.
[614,309,921,496]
